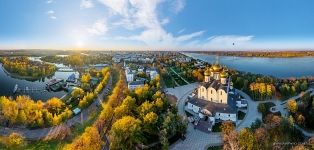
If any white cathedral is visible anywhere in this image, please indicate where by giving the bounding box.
[187,64,238,125]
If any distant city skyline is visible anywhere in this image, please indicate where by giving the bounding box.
[1,0,314,50]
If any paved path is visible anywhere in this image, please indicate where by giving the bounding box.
[235,89,262,130]
[0,75,113,140]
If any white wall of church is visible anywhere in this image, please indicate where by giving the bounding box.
[217,89,228,104]
[207,87,217,102]
[198,86,207,99]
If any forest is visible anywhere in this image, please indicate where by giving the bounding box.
[0,57,56,78]
[65,69,186,150]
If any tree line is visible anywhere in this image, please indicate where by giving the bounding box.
[0,57,56,78]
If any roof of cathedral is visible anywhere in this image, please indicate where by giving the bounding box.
[200,79,227,91]
[220,71,228,78]
[204,68,211,76]
[211,64,223,72]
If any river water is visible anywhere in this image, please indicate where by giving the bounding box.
[183,52,314,78]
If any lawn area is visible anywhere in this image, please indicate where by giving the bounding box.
[237,111,246,120]
[167,68,187,86]
[161,72,175,88]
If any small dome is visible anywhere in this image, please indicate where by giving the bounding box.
[209,67,214,72]
[220,71,228,78]
[204,68,211,76]
[212,64,222,72]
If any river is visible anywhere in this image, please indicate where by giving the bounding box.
[183,52,314,78]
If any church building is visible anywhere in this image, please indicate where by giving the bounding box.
[187,64,238,125]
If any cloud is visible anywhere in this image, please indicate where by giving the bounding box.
[196,35,255,50]
[86,19,108,35]
[47,10,57,19]
[96,0,201,49]
[177,28,185,34]
[176,30,205,42]
[80,0,94,9]
[207,35,254,44]
[161,18,170,25]
[171,0,185,14]
[47,0,53,4]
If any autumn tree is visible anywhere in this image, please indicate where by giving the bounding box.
[109,116,142,150]
[221,121,238,150]
[7,132,25,148]
[286,99,298,114]
[63,127,102,150]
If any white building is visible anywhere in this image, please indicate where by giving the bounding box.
[126,73,134,82]
[128,80,144,90]
[187,64,238,125]
[146,68,159,80]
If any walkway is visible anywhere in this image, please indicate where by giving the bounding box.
[0,75,113,140]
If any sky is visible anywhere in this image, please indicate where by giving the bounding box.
[1,0,314,51]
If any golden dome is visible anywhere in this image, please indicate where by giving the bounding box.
[212,64,222,72]
[220,71,228,78]
[204,68,211,76]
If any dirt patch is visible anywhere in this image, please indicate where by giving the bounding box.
[166,94,177,106]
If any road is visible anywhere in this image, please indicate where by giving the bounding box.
[0,75,112,140]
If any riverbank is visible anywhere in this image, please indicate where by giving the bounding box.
[183,52,314,78]
[1,64,55,81]
[184,51,314,58]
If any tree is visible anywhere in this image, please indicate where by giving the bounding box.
[7,132,25,148]
[221,121,238,150]
[64,127,102,150]
[143,112,158,124]
[300,80,308,91]
[297,114,305,125]
[286,99,298,114]
[238,128,254,150]
[110,116,142,150]
[257,103,266,115]
[159,129,169,150]
[81,73,91,83]
[46,97,64,114]
[71,88,85,99]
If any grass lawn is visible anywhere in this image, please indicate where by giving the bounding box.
[237,111,246,120]
[161,73,175,88]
